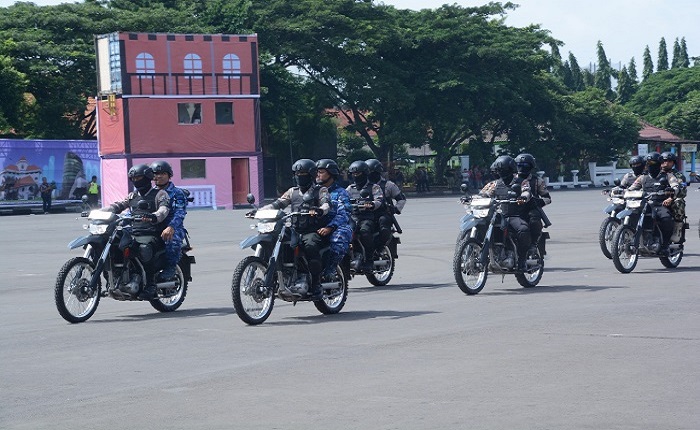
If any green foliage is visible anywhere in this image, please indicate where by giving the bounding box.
[642,46,653,81]
[657,37,668,71]
[664,91,700,140]
[0,54,28,134]
[594,41,612,97]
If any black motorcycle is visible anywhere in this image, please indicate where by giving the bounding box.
[231,194,349,325]
[54,205,195,323]
[453,186,547,295]
[611,184,687,273]
[599,179,626,259]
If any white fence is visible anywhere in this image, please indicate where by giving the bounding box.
[184,185,217,209]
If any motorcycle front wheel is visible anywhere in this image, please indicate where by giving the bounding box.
[150,264,188,312]
[598,217,620,259]
[453,238,487,295]
[54,257,101,323]
[314,263,349,314]
[231,256,275,325]
[612,225,638,273]
[365,245,395,286]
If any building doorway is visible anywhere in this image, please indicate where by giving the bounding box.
[231,158,250,205]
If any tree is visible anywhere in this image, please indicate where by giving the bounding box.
[671,38,683,68]
[657,37,668,71]
[680,37,690,68]
[568,52,585,91]
[616,66,634,104]
[593,41,612,98]
[628,57,639,83]
[0,55,28,135]
[642,45,654,80]
[664,91,700,140]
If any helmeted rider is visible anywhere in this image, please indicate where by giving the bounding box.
[106,163,170,299]
[365,158,406,250]
[480,155,531,270]
[660,151,688,229]
[315,158,353,279]
[345,160,385,273]
[628,152,680,255]
[620,155,645,188]
[514,153,551,253]
[260,159,331,299]
[150,160,188,282]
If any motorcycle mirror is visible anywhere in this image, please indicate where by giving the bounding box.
[613,178,621,186]
[360,189,371,199]
[603,180,610,186]
[246,193,255,204]
[81,195,89,203]
[659,177,669,187]
[302,191,315,203]
[137,200,149,210]
[510,184,522,195]
[460,183,469,193]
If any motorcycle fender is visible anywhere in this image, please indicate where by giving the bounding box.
[616,209,633,220]
[604,204,616,214]
[460,217,481,232]
[68,234,97,250]
[239,234,273,250]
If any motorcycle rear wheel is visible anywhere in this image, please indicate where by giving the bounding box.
[612,225,638,273]
[54,257,100,323]
[314,264,349,314]
[515,247,544,288]
[659,249,683,268]
[598,217,619,260]
[231,256,275,325]
[365,245,395,286]
[454,238,487,295]
[150,264,188,312]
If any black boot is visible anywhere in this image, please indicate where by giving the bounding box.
[307,283,323,301]
[137,283,156,300]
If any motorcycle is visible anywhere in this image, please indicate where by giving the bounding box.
[54,204,195,323]
[611,183,687,273]
[347,195,401,286]
[453,185,548,295]
[599,179,626,259]
[231,194,349,325]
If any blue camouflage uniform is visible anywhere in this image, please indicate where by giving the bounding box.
[323,182,353,276]
[161,182,188,271]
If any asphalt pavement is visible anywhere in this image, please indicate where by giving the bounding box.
[1,188,699,429]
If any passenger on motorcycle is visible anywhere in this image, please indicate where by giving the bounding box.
[480,155,531,271]
[315,159,353,279]
[514,153,551,252]
[366,159,406,249]
[150,160,187,282]
[106,163,170,299]
[260,159,331,300]
[660,151,688,226]
[628,152,680,255]
[620,155,646,188]
[346,160,385,273]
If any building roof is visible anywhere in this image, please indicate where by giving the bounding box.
[638,121,699,143]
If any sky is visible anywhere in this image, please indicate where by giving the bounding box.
[1,0,698,70]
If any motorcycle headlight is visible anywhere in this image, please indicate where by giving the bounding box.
[256,221,277,233]
[611,198,625,205]
[472,208,490,218]
[89,223,108,234]
[626,200,642,209]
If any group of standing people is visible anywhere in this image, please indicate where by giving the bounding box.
[260,157,407,299]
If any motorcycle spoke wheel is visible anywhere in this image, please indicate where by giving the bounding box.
[516,248,544,288]
[612,226,638,273]
[314,264,348,314]
[231,256,274,325]
[150,265,188,312]
[365,246,395,286]
[660,249,683,268]
[54,257,100,323]
[598,218,619,260]
[453,238,487,295]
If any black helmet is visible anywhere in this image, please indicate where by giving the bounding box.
[316,159,340,177]
[150,160,173,177]
[292,158,317,177]
[128,163,154,181]
[365,159,384,173]
[660,151,677,162]
[348,160,369,175]
[645,152,662,176]
[629,155,645,175]
[490,155,516,180]
[514,153,537,176]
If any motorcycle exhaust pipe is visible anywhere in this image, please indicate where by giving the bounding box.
[155,280,177,289]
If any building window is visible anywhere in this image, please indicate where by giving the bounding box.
[108,33,122,92]
[184,53,202,79]
[215,102,234,124]
[135,52,155,78]
[222,53,241,79]
[181,159,206,179]
[178,102,201,124]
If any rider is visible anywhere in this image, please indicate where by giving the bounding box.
[628,152,679,256]
[365,158,406,251]
[660,151,688,230]
[480,155,531,270]
[260,159,331,299]
[315,158,353,279]
[513,153,551,253]
[620,155,645,188]
[150,160,188,281]
[107,163,170,299]
[345,160,385,273]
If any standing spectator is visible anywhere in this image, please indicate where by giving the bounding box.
[474,167,483,188]
[39,177,55,214]
[414,167,425,192]
[70,173,88,200]
[394,168,405,190]
[87,175,100,208]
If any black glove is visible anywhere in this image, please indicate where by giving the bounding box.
[392,207,401,215]
[245,209,257,217]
